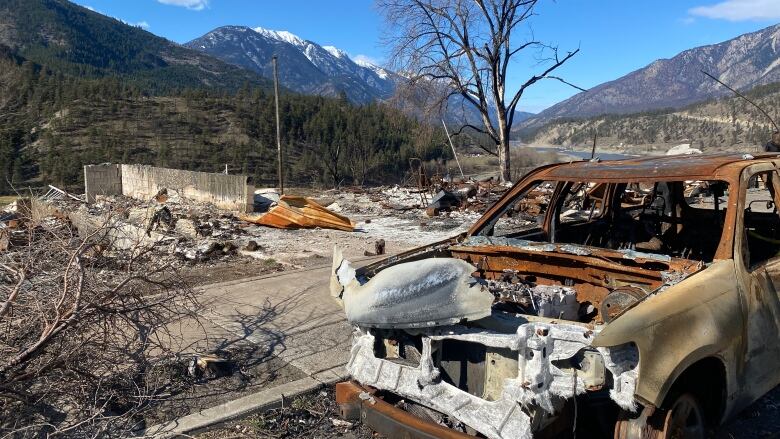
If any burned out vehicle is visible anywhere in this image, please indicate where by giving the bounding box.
[331,153,780,438]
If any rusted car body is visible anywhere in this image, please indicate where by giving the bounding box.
[331,153,780,438]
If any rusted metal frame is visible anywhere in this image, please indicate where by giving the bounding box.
[469,171,728,237]
[542,179,570,239]
[545,181,620,241]
[335,381,472,439]
[471,174,740,261]
[732,162,780,270]
[451,243,694,275]
[449,247,665,288]
[356,235,463,277]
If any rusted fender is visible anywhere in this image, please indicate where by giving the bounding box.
[336,381,473,439]
[592,260,742,408]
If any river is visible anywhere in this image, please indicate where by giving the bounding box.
[530,146,637,161]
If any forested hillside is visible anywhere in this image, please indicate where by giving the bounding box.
[0,46,448,193]
[520,81,780,154]
[0,0,270,93]
[0,0,452,193]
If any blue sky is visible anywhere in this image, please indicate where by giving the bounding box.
[73,0,780,113]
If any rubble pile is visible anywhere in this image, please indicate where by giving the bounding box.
[41,190,255,266]
[6,173,510,268]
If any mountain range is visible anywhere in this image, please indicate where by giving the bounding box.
[186,26,398,104]
[0,0,271,93]
[184,25,537,126]
[523,23,780,126]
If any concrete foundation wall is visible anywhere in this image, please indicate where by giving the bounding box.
[84,164,123,203]
[83,164,254,212]
[120,165,254,212]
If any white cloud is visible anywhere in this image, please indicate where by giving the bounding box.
[689,0,780,21]
[353,54,379,66]
[157,0,209,11]
[78,3,149,29]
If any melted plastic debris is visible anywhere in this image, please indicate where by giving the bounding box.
[337,258,494,328]
[619,249,671,262]
[558,244,592,256]
[462,236,556,252]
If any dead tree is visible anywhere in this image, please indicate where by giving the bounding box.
[380,0,583,182]
[0,212,199,437]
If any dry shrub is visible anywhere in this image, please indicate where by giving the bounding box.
[0,212,199,437]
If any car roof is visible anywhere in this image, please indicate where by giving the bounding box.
[535,152,780,181]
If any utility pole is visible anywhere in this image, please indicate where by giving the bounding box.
[441,119,465,180]
[273,56,284,195]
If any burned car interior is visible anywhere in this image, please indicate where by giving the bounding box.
[332,155,780,439]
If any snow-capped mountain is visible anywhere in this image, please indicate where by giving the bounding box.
[185,26,398,103]
[524,23,780,125]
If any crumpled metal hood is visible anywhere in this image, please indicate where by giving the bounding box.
[331,248,494,328]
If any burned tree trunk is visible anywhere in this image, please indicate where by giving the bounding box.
[380,0,583,183]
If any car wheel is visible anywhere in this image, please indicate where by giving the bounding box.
[614,393,705,439]
[660,394,705,439]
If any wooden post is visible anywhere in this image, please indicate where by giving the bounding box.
[273,56,284,195]
[590,131,597,159]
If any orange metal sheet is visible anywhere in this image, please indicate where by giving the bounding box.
[240,195,355,232]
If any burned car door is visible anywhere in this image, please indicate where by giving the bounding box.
[739,168,780,399]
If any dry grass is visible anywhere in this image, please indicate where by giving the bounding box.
[0,196,17,208]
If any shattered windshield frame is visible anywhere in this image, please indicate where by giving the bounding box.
[471,178,733,263]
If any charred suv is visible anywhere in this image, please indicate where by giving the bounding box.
[331,154,780,438]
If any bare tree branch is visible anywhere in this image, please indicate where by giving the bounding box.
[379,0,581,182]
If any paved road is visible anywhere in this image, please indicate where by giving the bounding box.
[179,258,380,385]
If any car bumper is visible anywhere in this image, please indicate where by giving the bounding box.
[335,381,472,439]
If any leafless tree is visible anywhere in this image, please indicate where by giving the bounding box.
[0,209,200,437]
[380,0,584,182]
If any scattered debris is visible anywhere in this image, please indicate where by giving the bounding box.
[146,205,174,236]
[154,187,170,203]
[240,195,355,232]
[187,354,236,380]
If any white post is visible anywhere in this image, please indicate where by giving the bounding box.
[442,119,465,179]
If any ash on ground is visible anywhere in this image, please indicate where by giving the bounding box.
[199,386,376,439]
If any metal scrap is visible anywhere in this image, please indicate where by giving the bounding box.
[240,195,355,232]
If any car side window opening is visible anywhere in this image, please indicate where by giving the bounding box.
[479,180,557,239]
[743,171,780,268]
[478,179,729,262]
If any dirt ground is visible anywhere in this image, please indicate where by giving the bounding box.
[198,386,375,439]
